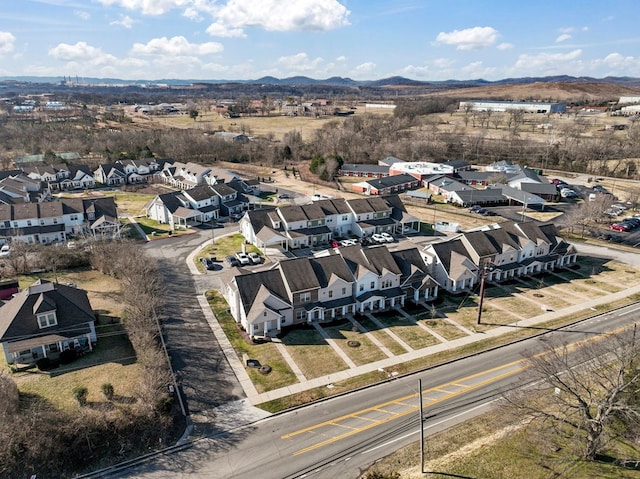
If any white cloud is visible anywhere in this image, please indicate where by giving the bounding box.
[0,32,16,55]
[497,42,513,50]
[131,36,223,56]
[111,15,136,28]
[513,49,583,74]
[556,33,572,43]
[207,0,350,37]
[354,62,376,75]
[277,52,323,72]
[97,0,190,16]
[460,61,495,79]
[336,55,347,62]
[74,10,91,20]
[48,41,103,61]
[435,26,499,50]
[205,23,246,38]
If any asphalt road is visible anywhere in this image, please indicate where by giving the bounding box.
[103,302,640,479]
[142,225,245,436]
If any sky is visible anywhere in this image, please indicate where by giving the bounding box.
[1,0,640,82]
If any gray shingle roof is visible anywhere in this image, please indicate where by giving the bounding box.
[278,257,321,292]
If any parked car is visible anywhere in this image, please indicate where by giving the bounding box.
[278,193,290,199]
[0,244,9,257]
[226,255,240,267]
[474,208,488,215]
[371,233,386,244]
[560,188,577,198]
[468,205,482,212]
[610,222,631,232]
[331,240,341,248]
[200,257,216,270]
[340,239,357,247]
[247,252,263,264]
[235,252,251,265]
[380,232,394,243]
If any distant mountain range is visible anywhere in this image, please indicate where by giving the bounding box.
[1,75,640,88]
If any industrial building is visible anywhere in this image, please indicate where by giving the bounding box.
[458,100,566,114]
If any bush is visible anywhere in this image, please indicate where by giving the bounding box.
[59,349,77,364]
[36,357,53,370]
[72,386,88,406]
[101,383,114,400]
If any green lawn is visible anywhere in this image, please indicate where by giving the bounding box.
[357,317,409,355]
[280,328,349,379]
[372,313,440,350]
[206,291,297,392]
[200,233,265,260]
[322,322,387,365]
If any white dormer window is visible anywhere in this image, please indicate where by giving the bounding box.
[38,311,57,328]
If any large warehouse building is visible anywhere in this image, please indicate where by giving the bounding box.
[458,100,566,114]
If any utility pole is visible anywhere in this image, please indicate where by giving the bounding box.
[419,378,425,473]
[476,261,490,325]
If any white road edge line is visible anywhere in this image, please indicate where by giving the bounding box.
[360,398,501,455]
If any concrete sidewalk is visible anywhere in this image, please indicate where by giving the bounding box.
[189,236,640,407]
[239,282,640,405]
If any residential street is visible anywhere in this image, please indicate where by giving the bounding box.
[142,227,245,436]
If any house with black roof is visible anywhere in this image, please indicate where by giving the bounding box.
[351,173,420,196]
[0,280,96,366]
[339,163,390,178]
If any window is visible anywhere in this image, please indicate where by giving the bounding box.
[381,279,392,288]
[37,312,57,329]
[341,287,346,295]
[370,281,375,289]
[342,215,348,221]
[359,284,364,292]
[40,219,45,225]
[263,311,267,317]
[27,220,32,226]
[328,290,333,298]
[296,310,306,320]
[48,343,59,353]
[300,292,311,303]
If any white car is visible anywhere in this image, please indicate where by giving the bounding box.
[371,233,386,244]
[247,252,263,264]
[0,244,9,256]
[339,239,357,247]
[235,252,251,265]
[380,232,394,243]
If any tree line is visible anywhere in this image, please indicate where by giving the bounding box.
[0,241,176,478]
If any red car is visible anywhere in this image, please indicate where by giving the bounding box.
[610,222,630,232]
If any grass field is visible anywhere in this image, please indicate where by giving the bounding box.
[280,328,349,379]
[2,268,143,412]
[322,322,388,366]
[206,291,297,392]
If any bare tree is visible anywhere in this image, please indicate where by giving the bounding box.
[506,326,640,461]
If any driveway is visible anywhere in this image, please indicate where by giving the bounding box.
[143,227,245,437]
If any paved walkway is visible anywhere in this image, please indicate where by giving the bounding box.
[190,239,640,408]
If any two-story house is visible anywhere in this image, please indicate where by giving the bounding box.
[227,269,293,338]
[423,237,479,293]
[181,184,220,223]
[278,257,322,324]
[315,198,354,238]
[346,197,395,237]
[391,247,439,303]
[339,244,405,313]
[94,163,127,186]
[211,183,249,219]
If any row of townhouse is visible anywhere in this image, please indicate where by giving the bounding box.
[0,197,120,244]
[240,195,421,250]
[223,244,439,338]
[0,171,51,204]
[423,220,578,293]
[22,158,166,191]
[146,182,250,229]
